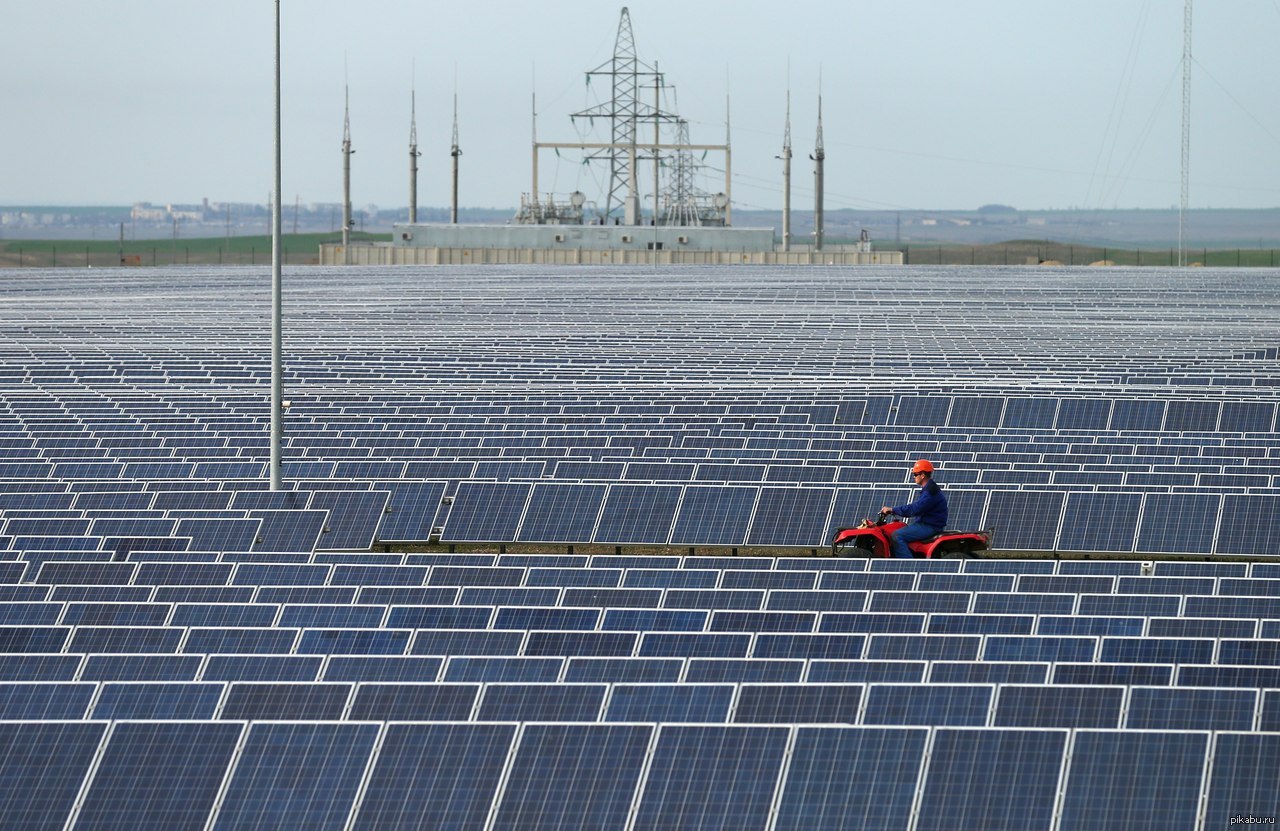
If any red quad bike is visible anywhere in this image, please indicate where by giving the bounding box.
[831,510,994,559]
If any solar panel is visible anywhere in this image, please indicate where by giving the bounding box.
[442,656,563,683]
[916,728,1067,831]
[1202,733,1280,830]
[1136,493,1221,554]
[76,721,243,830]
[984,491,1065,551]
[1058,492,1141,553]
[752,633,866,660]
[593,484,682,544]
[685,657,803,683]
[1216,495,1280,555]
[200,654,323,683]
[863,683,993,726]
[184,627,298,655]
[1057,731,1208,831]
[353,723,515,830]
[0,722,107,831]
[994,685,1124,728]
[807,660,926,683]
[1126,687,1256,731]
[297,629,413,656]
[516,483,607,543]
[343,682,474,720]
[774,727,926,831]
[492,724,652,831]
[633,725,788,831]
[747,484,834,548]
[524,630,637,658]
[440,482,531,542]
[374,480,447,542]
[322,656,443,683]
[213,723,378,830]
[0,681,95,719]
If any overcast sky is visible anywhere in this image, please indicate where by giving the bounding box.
[6,0,1280,213]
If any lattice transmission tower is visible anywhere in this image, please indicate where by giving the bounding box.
[571,7,680,224]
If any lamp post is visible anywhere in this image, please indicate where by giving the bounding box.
[270,0,283,490]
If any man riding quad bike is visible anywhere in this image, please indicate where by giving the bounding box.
[830,460,994,558]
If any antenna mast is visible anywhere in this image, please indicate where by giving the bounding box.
[811,86,825,252]
[781,88,792,253]
[450,92,461,224]
[341,78,354,259]
[1179,0,1192,267]
[409,85,421,224]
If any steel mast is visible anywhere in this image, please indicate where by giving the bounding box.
[811,89,825,252]
[781,89,792,252]
[409,87,420,224]
[341,81,353,260]
[1179,0,1192,267]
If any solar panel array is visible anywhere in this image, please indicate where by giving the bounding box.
[3,553,1280,827]
[2,264,1279,827]
[1,265,1277,557]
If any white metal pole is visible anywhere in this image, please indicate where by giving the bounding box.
[270,0,283,491]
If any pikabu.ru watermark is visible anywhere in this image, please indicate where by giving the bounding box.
[1231,816,1277,825]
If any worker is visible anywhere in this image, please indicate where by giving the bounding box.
[881,459,948,559]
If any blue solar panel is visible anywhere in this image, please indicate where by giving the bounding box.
[775,727,926,831]
[863,683,993,726]
[321,656,443,683]
[77,721,243,830]
[524,630,637,657]
[1216,495,1280,555]
[495,606,600,630]
[345,682,476,720]
[1058,492,1142,553]
[744,487,834,547]
[1137,493,1220,554]
[200,654,323,682]
[929,661,1049,684]
[593,484,682,544]
[916,728,1066,831]
[353,723,515,830]
[0,722,107,831]
[0,681,95,719]
[668,485,757,546]
[752,633,865,660]
[633,725,788,831]
[374,481,447,542]
[298,629,412,656]
[440,482,531,542]
[516,483,607,543]
[92,681,223,719]
[248,509,328,553]
[994,685,1124,728]
[685,657,804,683]
[604,683,733,722]
[442,656,563,683]
[866,634,981,661]
[184,627,298,655]
[601,608,708,632]
[213,723,377,831]
[493,724,652,831]
[1058,731,1207,831]
[807,660,926,683]
[984,491,1064,550]
[1203,733,1280,829]
[983,635,1098,663]
[1127,687,1256,730]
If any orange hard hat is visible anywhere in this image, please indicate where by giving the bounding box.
[911,459,934,475]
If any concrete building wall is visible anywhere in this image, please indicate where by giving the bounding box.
[320,243,903,266]
[391,223,775,252]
